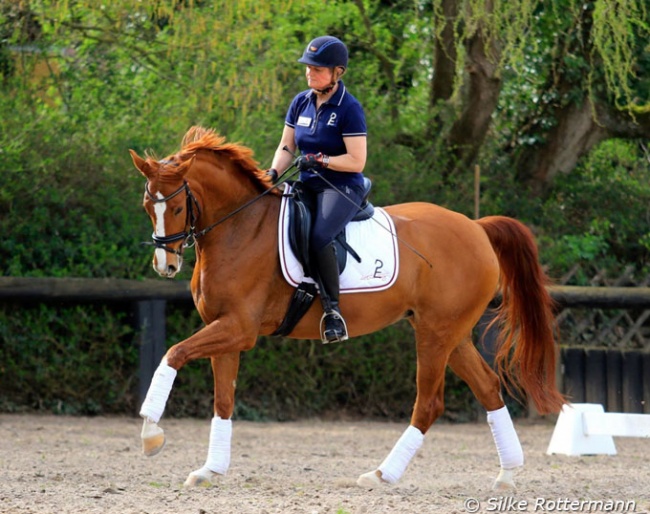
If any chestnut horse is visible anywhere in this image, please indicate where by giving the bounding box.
[130,126,564,490]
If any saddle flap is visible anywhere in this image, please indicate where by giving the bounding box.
[288,194,314,277]
[286,182,348,276]
[279,183,399,294]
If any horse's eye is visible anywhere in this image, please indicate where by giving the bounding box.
[173,206,183,216]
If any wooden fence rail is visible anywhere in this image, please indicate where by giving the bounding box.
[2,277,650,412]
[4,276,650,307]
[0,276,192,301]
[0,277,190,410]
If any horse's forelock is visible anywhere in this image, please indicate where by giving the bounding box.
[143,152,190,185]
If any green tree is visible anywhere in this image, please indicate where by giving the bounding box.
[4,1,648,193]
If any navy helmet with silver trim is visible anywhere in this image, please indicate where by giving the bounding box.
[298,36,348,69]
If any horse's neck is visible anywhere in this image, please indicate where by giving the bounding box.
[190,160,261,225]
[191,194,280,315]
[196,192,279,254]
[188,155,280,264]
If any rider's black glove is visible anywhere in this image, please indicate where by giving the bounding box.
[294,153,323,172]
[265,168,279,183]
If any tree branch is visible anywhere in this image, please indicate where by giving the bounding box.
[444,1,502,179]
[431,0,459,105]
[351,0,398,121]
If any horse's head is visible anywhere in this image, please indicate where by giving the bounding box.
[130,149,197,278]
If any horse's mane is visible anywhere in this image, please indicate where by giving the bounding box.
[162,126,274,192]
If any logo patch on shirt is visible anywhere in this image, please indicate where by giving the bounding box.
[327,113,338,126]
[297,116,312,127]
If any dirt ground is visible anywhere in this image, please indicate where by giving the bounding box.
[0,414,648,514]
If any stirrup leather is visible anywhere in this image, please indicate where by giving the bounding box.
[319,310,349,344]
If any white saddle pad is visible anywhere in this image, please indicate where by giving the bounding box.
[278,185,399,294]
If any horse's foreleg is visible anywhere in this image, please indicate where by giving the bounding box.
[184,352,240,488]
[139,316,254,462]
[357,424,426,487]
[358,332,449,487]
[140,357,178,456]
[448,339,523,490]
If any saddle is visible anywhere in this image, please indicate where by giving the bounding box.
[272,178,374,337]
[287,178,374,277]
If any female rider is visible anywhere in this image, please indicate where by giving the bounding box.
[267,35,367,344]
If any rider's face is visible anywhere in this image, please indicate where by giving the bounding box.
[305,65,334,90]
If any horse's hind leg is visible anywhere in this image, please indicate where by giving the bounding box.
[184,351,240,487]
[357,324,452,487]
[447,338,523,490]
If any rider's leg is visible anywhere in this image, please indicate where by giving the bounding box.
[314,241,348,343]
[310,185,364,343]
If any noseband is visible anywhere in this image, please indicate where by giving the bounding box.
[144,181,201,256]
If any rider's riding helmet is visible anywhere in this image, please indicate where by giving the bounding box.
[298,36,348,70]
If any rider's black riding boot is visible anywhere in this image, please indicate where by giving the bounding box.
[315,242,348,343]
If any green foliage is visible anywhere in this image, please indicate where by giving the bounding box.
[592,0,649,108]
[536,139,650,279]
[0,303,137,414]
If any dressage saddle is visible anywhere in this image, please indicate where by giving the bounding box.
[272,178,374,337]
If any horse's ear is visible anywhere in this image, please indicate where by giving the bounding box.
[129,149,154,178]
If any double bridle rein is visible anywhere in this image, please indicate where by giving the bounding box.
[143,170,293,256]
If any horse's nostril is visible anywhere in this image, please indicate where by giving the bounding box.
[167,265,177,275]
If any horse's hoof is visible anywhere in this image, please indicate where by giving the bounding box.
[142,433,165,457]
[493,468,517,491]
[183,467,220,488]
[356,470,386,488]
[141,419,165,457]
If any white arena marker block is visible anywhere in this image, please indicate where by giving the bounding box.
[583,411,650,438]
[546,404,617,456]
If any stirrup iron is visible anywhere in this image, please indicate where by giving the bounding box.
[319,310,349,344]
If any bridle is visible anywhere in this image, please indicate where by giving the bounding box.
[144,180,201,256]
[142,167,296,256]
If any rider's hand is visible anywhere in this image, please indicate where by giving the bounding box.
[265,168,279,183]
[294,153,323,172]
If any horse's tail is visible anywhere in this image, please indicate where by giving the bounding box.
[476,215,565,415]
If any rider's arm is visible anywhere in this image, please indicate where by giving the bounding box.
[270,125,296,179]
[324,135,367,173]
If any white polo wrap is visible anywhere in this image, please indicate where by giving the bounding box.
[204,416,232,475]
[378,425,424,484]
[139,358,177,423]
[487,405,524,469]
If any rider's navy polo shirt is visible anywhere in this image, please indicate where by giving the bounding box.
[285,80,366,188]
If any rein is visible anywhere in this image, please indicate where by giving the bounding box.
[143,166,300,256]
[310,172,434,269]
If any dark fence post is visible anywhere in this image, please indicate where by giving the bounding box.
[562,347,585,403]
[135,300,167,412]
[584,348,607,407]
[643,353,650,415]
[622,350,644,413]
[606,349,623,412]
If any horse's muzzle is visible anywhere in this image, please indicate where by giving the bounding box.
[153,250,182,278]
